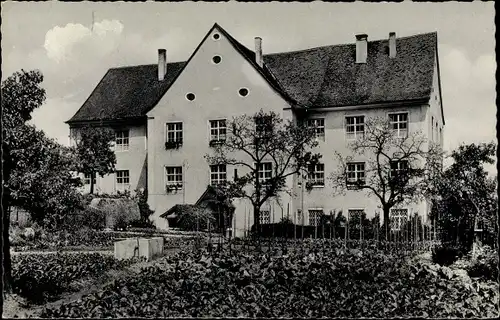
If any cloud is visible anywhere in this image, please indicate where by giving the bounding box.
[44,20,124,63]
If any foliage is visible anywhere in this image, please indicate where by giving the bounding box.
[41,244,499,318]
[431,142,497,252]
[177,206,217,232]
[11,252,132,303]
[467,246,499,281]
[135,188,154,221]
[432,244,463,266]
[74,126,117,194]
[330,117,442,240]
[205,110,321,232]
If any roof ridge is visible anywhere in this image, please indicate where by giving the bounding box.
[110,61,186,70]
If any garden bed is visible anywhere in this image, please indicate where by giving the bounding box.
[40,242,499,318]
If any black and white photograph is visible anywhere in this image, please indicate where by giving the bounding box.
[1,1,497,318]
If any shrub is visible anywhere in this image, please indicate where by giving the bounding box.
[127,218,156,229]
[467,246,499,281]
[432,245,462,266]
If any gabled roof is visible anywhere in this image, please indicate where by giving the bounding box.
[67,24,441,125]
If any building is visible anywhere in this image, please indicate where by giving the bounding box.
[67,23,444,235]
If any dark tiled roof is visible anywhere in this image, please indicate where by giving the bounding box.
[67,26,438,124]
[264,32,437,107]
[67,62,186,123]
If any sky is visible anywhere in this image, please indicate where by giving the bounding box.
[1,1,496,172]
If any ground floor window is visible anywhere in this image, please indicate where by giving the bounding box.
[390,208,408,231]
[116,170,130,191]
[259,210,270,224]
[309,209,323,226]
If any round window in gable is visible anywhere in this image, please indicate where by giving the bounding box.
[212,33,220,40]
[186,93,196,101]
[212,55,222,64]
[238,88,249,97]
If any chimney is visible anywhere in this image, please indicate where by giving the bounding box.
[158,49,167,81]
[355,34,368,64]
[255,37,263,67]
[389,32,396,58]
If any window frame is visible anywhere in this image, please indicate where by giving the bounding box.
[308,163,325,187]
[259,210,271,225]
[209,119,227,144]
[346,162,366,188]
[390,208,408,231]
[83,173,96,185]
[115,130,130,152]
[388,112,409,138]
[165,166,183,193]
[165,122,183,143]
[209,164,227,186]
[389,160,409,179]
[306,118,325,141]
[257,162,272,185]
[308,208,324,226]
[115,170,130,192]
[255,115,273,137]
[345,115,365,140]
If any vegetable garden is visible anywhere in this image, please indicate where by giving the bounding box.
[36,240,498,318]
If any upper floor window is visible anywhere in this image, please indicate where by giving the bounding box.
[115,130,129,152]
[346,162,365,188]
[308,163,325,187]
[255,115,273,136]
[389,113,408,138]
[210,164,227,186]
[257,162,272,184]
[390,208,408,231]
[209,119,227,145]
[390,160,409,179]
[345,116,365,139]
[116,170,130,191]
[165,166,183,192]
[306,118,325,141]
[309,209,323,226]
[84,173,96,185]
[166,122,183,149]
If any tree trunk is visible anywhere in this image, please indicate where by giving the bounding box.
[253,206,261,249]
[383,206,391,241]
[90,171,95,194]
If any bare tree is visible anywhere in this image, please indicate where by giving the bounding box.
[205,110,321,237]
[330,117,442,240]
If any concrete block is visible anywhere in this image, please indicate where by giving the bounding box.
[114,238,140,261]
[114,237,164,261]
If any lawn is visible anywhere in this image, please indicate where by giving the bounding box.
[38,240,499,318]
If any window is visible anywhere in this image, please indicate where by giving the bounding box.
[346,162,365,188]
[390,160,409,179]
[257,162,272,184]
[389,113,408,138]
[345,116,365,139]
[116,170,130,191]
[212,55,222,64]
[309,209,323,226]
[306,118,325,141]
[239,88,249,97]
[115,130,129,152]
[210,164,227,186]
[165,166,183,192]
[259,210,270,225]
[348,209,364,225]
[308,163,325,186]
[186,93,195,101]
[84,173,96,185]
[209,119,227,144]
[212,33,220,40]
[166,122,183,149]
[255,115,273,136]
[390,208,408,231]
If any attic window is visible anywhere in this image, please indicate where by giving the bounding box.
[186,93,195,101]
[212,55,222,64]
[238,88,249,97]
[212,33,220,40]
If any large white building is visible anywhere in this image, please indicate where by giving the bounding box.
[67,23,444,235]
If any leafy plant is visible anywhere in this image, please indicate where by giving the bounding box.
[432,245,462,266]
